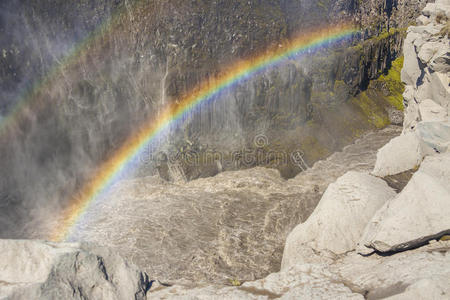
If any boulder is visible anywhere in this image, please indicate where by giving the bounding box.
[337,241,450,299]
[416,121,450,154]
[281,172,396,269]
[401,32,423,87]
[422,2,450,19]
[427,72,450,109]
[409,24,442,36]
[0,240,150,300]
[372,132,424,177]
[419,99,448,122]
[416,15,430,26]
[429,50,450,73]
[418,42,443,64]
[403,103,421,132]
[359,153,450,254]
[413,72,449,112]
[383,277,450,300]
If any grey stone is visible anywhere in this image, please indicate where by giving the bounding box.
[401,32,423,87]
[0,240,150,300]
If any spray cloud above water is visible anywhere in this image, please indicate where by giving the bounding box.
[0,0,366,240]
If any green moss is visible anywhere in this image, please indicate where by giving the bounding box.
[376,56,405,111]
[438,20,450,38]
[299,135,331,162]
[351,92,390,129]
[317,0,330,11]
[333,80,346,91]
[351,28,406,52]
[229,279,242,286]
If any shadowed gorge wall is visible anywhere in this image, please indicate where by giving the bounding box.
[0,0,427,238]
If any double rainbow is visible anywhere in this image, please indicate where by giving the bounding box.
[39,23,357,242]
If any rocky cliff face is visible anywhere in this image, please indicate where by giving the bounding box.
[0,1,428,238]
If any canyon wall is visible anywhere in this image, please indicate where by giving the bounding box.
[0,0,428,238]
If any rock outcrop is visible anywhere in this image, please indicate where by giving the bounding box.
[372,131,423,176]
[148,240,450,299]
[280,1,450,297]
[360,153,450,254]
[281,171,396,267]
[365,0,449,253]
[0,240,151,299]
[401,0,450,132]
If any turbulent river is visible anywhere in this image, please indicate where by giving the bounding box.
[47,126,401,284]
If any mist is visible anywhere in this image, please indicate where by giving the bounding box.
[0,0,400,239]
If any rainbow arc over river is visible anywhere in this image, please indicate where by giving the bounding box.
[50,22,357,242]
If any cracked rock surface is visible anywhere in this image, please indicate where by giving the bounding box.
[0,240,150,300]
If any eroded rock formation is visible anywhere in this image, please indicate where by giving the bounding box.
[0,240,151,299]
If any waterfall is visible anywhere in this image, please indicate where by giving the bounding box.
[160,59,169,107]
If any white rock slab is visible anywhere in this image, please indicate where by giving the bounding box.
[244,264,363,300]
[337,242,450,299]
[419,99,448,122]
[150,242,450,300]
[401,32,423,87]
[372,132,424,177]
[416,15,430,26]
[0,240,150,300]
[416,121,450,154]
[281,172,396,270]
[359,153,450,254]
[383,277,450,300]
[418,42,442,64]
[150,263,364,300]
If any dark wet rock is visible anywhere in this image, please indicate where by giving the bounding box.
[382,168,416,192]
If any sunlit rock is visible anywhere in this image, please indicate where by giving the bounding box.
[149,241,450,299]
[151,264,364,300]
[337,241,450,299]
[416,15,431,25]
[416,121,450,154]
[382,278,450,300]
[401,32,423,87]
[359,153,450,254]
[372,132,424,177]
[419,99,448,122]
[0,240,150,300]
[281,171,396,269]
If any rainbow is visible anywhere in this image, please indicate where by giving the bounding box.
[43,23,356,242]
